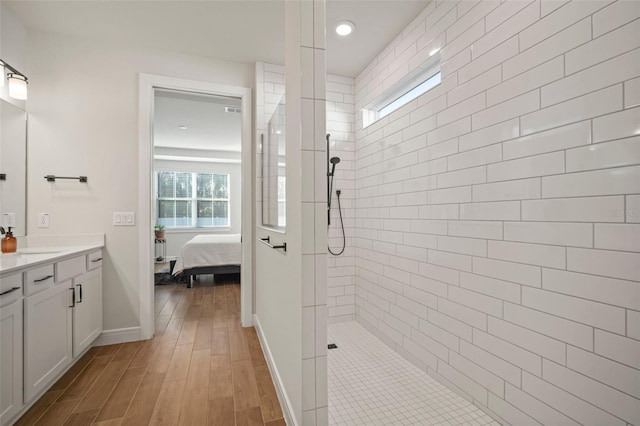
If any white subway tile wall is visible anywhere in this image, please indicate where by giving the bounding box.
[350,1,640,425]
[326,74,356,323]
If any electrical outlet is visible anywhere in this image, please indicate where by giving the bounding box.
[38,213,50,228]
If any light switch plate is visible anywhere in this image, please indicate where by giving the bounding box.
[113,212,135,226]
[37,213,50,228]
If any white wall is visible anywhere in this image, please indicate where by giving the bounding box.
[25,30,253,331]
[353,1,640,425]
[254,56,304,426]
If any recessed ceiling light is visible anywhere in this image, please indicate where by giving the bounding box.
[178,125,188,130]
[336,21,355,36]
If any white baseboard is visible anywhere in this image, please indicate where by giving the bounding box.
[253,314,297,426]
[93,327,142,346]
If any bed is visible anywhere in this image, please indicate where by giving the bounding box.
[172,234,241,288]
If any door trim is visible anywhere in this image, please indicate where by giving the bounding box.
[138,73,254,339]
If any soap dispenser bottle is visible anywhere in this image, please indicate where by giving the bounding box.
[0,227,17,253]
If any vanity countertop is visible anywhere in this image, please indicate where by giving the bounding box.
[0,233,105,276]
[0,244,104,275]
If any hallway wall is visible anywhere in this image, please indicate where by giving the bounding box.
[25,30,253,332]
[352,1,640,425]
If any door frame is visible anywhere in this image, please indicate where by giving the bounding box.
[138,73,253,339]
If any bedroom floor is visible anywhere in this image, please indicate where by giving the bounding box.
[14,276,286,426]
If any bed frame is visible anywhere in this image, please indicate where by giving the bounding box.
[180,264,241,288]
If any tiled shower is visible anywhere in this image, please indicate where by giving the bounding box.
[346,0,640,424]
[262,0,640,423]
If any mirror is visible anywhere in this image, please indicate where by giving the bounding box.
[261,98,286,229]
[0,99,27,236]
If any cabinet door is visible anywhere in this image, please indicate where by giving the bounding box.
[0,300,23,423]
[73,268,102,357]
[25,282,73,402]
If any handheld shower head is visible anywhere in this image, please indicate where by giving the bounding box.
[329,157,340,177]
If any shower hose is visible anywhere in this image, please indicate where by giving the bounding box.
[328,189,346,256]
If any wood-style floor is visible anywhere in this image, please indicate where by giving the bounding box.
[15,275,286,426]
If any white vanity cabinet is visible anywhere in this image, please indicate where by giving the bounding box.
[72,267,102,357]
[0,240,105,425]
[0,273,23,424]
[23,249,103,403]
[24,280,73,402]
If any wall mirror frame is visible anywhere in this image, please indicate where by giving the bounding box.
[0,98,27,237]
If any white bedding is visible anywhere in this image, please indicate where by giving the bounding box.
[172,234,241,275]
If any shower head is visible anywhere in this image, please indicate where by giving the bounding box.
[329,156,340,178]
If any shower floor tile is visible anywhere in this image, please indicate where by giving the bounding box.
[328,321,499,426]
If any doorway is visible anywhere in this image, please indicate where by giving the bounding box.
[138,74,253,339]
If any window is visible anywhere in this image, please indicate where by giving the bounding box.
[156,171,230,228]
[363,51,441,128]
[377,72,441,119]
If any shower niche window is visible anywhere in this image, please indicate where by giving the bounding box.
[261,99,286,229]
[362,51,441,128]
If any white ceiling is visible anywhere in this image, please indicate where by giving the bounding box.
[4,0,429,77]
[154,89,242,152]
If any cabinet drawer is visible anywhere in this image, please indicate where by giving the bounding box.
[57,256,86,282]
[25,264,55,296]
[86,250,103,271]
[0,273,23,307]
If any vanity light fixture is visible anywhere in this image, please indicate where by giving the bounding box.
[8,74,28,100]
[335,21,355,36]
[178,125,188,130]
[0,59,28,100]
